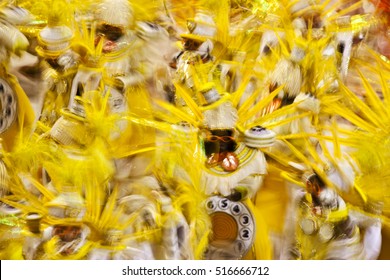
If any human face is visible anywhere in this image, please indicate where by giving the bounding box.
[95,24,125,52]
[183,38,201,51]
[306,179,321,197]
[53,225,82,242]
[96,24,124,42]
[203,129,236,154]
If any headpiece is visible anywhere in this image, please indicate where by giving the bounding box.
[181,10,217,42]
[96,0,134,28]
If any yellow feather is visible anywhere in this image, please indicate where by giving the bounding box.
[231,73,252,107]
[356,69,388,121]
[378,68,390,107]
[154,99,199,127]
[97,187,119,229]
[263,111,312,130]
[238,85,284,125]
[331,118,341,159]
[322,101,377,132]
[282,139,337,190]
[280,171,305,188]
[303,136,325,167]
[327,1,363,21]
[174,83,204,121]
[16,175,56,201]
